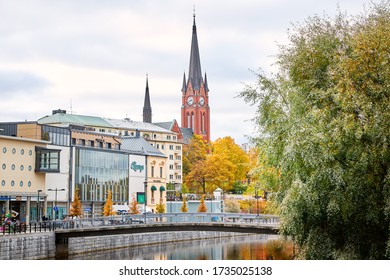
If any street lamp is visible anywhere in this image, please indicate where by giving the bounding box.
[170,180,175,213]
[48,188,65,220]
[143,181,147,224]
[37,190,42,222]
[255,187,260,218]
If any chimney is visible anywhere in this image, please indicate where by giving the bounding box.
[135,129,141,138]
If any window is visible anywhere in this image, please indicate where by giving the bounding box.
[2,147,6,153]
[35,147,61,173]
[169,155,174,160]
[151,166,155,178]
[160,167,163,178]
[169,145,174,150]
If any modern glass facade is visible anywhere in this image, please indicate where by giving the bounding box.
[75,148,129,203]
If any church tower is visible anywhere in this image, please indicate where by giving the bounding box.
[143,74,152,123]
[181,13,210,142]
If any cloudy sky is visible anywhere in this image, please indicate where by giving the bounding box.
[0,0,379,144]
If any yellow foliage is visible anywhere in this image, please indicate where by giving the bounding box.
[103,190,115,216]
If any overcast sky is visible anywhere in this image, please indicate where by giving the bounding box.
[0,0,379,144]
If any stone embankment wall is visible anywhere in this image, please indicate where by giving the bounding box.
[1,231,253,260]
[0,232,56,260]
[68,231,250,256]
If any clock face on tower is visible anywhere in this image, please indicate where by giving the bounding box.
[199,97,205,106]
[187,96,194,106]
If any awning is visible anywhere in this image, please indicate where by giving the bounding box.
[151,186,157,191]
[159,186,166,191]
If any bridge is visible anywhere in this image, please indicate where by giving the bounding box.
[54,213,280,259]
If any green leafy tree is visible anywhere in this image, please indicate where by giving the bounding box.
[240,2,390,259]
[69,188,82,218]
[103,190,115,216]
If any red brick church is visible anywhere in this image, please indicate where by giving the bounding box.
[144,13,210,143]
[180,14,210,142]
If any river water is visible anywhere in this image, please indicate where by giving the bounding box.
[69,234,294,260]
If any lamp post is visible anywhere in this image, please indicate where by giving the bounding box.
[37,190,42,222]
[143,181,147,224]
[255,187,260,218]
[48,188,65,220]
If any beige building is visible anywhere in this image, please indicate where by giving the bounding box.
[0,135,58,225]
[38,110,183,192]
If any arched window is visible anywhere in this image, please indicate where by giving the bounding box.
[191,112,195,130]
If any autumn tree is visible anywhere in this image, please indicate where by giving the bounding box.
[180,196,188,212]
[129,194,140,214]
[197,195,208,212]
[103,190,115,216]
[212,137,250,182]
[69,188,82,218]
[240,2,390,259]
[184,135,250,194]
[155,198,165,214]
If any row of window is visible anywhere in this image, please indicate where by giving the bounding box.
[2,163,33,171]
[154,143,182,151]
[72,138,120,150]
[1,180,32,187]
[98,128,177,141]
[2,147,33,156]
[169,164,182,170]
[169,155,182,160]
[168,174,182,180]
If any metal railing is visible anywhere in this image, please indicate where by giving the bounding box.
[1,213,279,235]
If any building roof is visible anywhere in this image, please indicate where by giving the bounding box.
[154,121,174,131]
[180,127,194,143]
[104,118,175,134]
[37,111,175,136]
[121,137,166,157]
[38,113,113,128]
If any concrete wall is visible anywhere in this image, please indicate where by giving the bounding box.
[0,231,252,260]
[68,231,250,257]
[0,232,55,260]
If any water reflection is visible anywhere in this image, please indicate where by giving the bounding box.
[70,234,293,260]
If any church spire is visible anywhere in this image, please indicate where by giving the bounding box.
[143,74,152,123]
[188,12,202,91]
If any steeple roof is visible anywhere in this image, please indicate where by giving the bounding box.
[143,74,152,123]
[188,14,203,91]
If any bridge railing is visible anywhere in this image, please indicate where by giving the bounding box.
[52,213,280,229]
[0,213,280,235]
